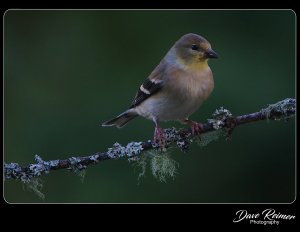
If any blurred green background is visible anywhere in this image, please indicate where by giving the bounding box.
[4,10,295,203]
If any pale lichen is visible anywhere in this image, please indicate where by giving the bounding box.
[261,98,296,121]
[130,154,148,184]
[208,107,233,130]
[163,127,191,152]
[129,151,153,182]
[89,154,99,163]
[164,127,178,142]
[107,142,144,159]
[129,149,179,183]
[126,142,144,157]
[68,157,86,170]
[4,163,23,180]
[68,157,87,183]
[23,178,45,200]
[176,138,190,152]
[78,170,86,183]
[34,155,44,164]
[196,129,225,147]
[107,143,126,158]
[4,155,59,183]
[150,152,178,182]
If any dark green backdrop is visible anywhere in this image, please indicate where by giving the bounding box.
[4,10,295,203]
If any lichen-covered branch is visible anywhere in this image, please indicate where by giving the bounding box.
[4,98,296,184]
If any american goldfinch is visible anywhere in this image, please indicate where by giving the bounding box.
[102,33,218,146]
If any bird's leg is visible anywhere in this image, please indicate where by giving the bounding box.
[181,119,204,136]
[154,123,166,149]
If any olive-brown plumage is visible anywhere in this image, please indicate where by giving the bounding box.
[102,33,218,146]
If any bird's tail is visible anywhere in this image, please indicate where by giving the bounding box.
[102,110,138,128]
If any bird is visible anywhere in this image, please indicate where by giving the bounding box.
[102,33,218,147]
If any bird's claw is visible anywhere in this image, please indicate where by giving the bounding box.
[191,122,204,137]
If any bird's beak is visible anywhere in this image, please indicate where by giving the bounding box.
[205,48,218,59]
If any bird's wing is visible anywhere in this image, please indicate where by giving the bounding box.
[130,60,166,108]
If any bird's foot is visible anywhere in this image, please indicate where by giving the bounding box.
[181,119,204,138]
[154,126,167,150]
[190,122,204,136]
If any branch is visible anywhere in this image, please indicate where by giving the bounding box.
[4,98,296,184]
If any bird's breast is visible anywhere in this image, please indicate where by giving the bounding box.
[169,66,214,103]
[135,66,214,122]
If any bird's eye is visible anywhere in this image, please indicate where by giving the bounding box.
[191,44,198,50]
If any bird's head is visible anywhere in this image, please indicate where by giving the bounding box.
[173,33,218,66]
